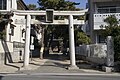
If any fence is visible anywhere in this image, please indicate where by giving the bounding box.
[76,44,107,65]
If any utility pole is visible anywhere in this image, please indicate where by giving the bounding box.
[68,15,78,69]
[23,14,31,67]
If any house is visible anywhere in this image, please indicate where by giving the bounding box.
[0,0,29,64]
[0,0,28,10]
[87,0,120,43]
[0,0,28,43]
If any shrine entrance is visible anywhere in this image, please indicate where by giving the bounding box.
[14,9,88,68]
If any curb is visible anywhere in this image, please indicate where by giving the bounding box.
[27,73,120,76]
[1,73,119,76]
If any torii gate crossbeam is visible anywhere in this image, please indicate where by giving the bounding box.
[13,9,88,16]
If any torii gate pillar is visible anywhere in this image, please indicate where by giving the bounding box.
[68,15,78,69]
[23,14,31,67]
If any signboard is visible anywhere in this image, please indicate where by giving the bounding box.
[46,9,54,23]
[30,45,34,50]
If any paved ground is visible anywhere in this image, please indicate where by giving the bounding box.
[0,54,119,75]
[0,58,47,73]
[18,59,104,74]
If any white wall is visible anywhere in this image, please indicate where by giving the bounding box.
[11,15,26,43]
[0,40,25,64]
[0,40,13,53]
[94,13,120,30]
[0,40,13,65]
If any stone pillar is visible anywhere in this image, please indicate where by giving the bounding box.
[102,36,114,72]
[23,15,31,67]
[68,15,78,69]
[106,36,114,67]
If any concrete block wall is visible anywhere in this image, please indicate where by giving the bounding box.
[13,42,25,62]
[0,40,24,65]
[0,40,13,65]
[76,44,107,65]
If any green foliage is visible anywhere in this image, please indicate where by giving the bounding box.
[37,0,80,10]
[37,0,88,50]
[27,4,37,10]
[102,15,120,61]
[0,13,6,40]
[104,15,118,27]
[114,35,120,61]
[76,32,91,45]
[74,28,91,46]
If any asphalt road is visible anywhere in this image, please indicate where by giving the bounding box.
[0,74,120,80]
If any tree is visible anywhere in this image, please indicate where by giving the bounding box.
[75,27,91,46]
[76,32,91,45]
[37,0,81,41]
[27,4,37,10]
[37,0,89,57]
[102,15,120,61]
[0,13,6,40]
[37,0,80,10]
[0,12,14,40]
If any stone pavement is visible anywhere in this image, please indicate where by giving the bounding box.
[0,58,47,73]
[18,59,104,74]
[0,54,118,74]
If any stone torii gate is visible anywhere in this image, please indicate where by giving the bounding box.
[14,9,88,69]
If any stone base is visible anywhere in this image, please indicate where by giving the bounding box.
[67,65,79,70]
[102,66,114,72]
[19,66,32,71]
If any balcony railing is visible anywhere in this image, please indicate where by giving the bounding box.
[94,13,120,30]
[97,7,120,13]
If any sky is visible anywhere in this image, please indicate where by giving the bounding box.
[24,0,88,9]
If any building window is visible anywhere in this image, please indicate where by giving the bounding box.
[97,6,116,13]
[98,35,106,43]
[0,0,7,10]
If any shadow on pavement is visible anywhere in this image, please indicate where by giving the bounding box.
[44,54,69,60]
[42,53,104,72]
[5,63,20,70]
[1,40,13,64]
[29,54,70,70]
[76,59,104,72]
